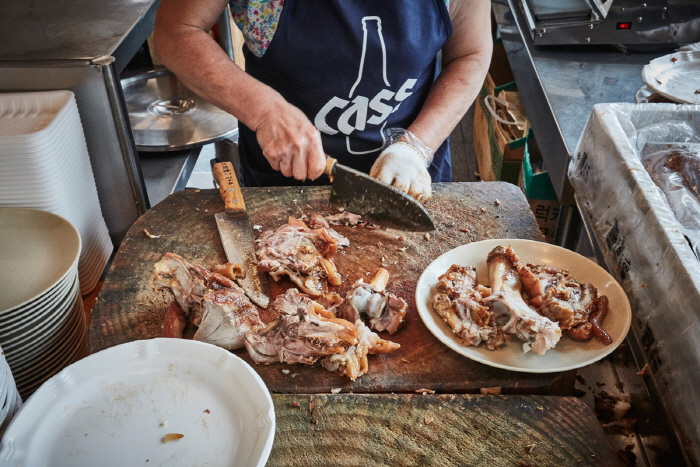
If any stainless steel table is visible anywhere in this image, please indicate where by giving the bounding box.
[493,0,670,246]
[0,0,161,245]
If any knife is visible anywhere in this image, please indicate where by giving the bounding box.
[324,157,435,231]
[212,162,271,308]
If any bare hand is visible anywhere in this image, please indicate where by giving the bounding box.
[254,101,326,181]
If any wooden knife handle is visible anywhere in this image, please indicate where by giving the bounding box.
[213,162,246,213]
[324,157,337,182]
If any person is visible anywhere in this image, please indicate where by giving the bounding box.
[153,0,492,201]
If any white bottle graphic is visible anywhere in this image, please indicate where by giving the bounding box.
[346,16,390,155]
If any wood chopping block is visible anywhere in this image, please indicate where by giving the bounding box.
[90,182,573,395]
[268,394,617,466]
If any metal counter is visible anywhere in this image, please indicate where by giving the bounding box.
[0,0,161,245]
[493,0,672,245]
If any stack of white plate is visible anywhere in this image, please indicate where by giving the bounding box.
[0,345,22,440]
[0,90,113,295]
[641,50,700,105]
[0,208,87,400]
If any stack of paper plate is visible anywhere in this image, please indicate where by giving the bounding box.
[0,90,113,295]
[0,344,22,440]
[641,50,700,105]
[0,208,87,400]
[0,339,275,467]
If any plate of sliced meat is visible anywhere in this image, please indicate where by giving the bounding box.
[415,239,632,373]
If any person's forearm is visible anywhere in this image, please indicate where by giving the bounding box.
[153,13,283,131]
[407,49,491,154]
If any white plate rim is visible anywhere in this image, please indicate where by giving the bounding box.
[415,239,632,373]
[641,50,700,104]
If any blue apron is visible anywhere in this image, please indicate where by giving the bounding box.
[237,0,452,186]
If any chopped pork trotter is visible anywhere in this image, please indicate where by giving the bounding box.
[154,253,263,350]
[508,246,612,345]
[431,265,504,349]
[154,252,240,326]
[256,216,348,297]
[162,300,186,338]
[194,288,264,350]
[337,268,407,335]
[244,288,358,365]
[322,320,400,380]
[484,246,561,355]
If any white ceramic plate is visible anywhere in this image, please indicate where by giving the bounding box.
[0,339,275,467]
[641,50,700,104]
[415,239,632,373]
[0,208,81,314]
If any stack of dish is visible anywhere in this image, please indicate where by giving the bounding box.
[0,208,87,399]
[0,90,113,295]
[0,339,275,467]
[639,50,700,104]
[0,344,22,439]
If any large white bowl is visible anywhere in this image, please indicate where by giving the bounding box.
[0,339,276,467]
[0,208,81,313]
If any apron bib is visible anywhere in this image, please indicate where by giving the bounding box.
[237,0,452,186]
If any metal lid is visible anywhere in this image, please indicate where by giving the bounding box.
[122,69,238,152]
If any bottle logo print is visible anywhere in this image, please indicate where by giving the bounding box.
[313,16,417,155]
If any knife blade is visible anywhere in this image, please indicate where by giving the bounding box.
[324,157,435,231]
[212,162,270,308]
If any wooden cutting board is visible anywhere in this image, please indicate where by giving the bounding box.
[89,182,574,395]
[269,394,617,466]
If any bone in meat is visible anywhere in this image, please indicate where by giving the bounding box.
[154,253,263,349]
[484,246,561,355]
[244,288,357,365]
[431,264,504,349]
[154,252,240,326]
[256,216,348,296]
[193,287,264,350]
[337,268,407,335]
[322,320,400,380]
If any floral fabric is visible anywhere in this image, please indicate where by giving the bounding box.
[230,0,450,58]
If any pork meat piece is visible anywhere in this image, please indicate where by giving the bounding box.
[194,288,264,350]
[154,253,263,349]
[337,269,407,335]
[256,216,348,297]
[508,246,611,343]
[154,252,240,326]
[162,300,186,338]
[244,288,357,365]
[321,320,400,380]
[431,265,505,350]
[484,246,561,355]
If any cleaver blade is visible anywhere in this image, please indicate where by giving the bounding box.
[324,157,435,231]
[212,162,270,308]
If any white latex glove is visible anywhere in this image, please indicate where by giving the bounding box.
[370,141,433,201]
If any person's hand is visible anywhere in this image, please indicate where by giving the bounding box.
[370,142,433,201]
[254,101,326,181]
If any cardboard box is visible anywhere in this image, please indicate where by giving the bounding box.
[519,138,560,244]
[473,40,529,184]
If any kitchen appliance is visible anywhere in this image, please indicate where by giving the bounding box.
[520,0,700,45]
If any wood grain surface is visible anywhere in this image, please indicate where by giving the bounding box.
[268,394,617,466]
[89,182,573,395]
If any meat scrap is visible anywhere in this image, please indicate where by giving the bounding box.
[153,253,263,350]
[256,215,348,297]
[245,288,399,380]
[337,268,408,335]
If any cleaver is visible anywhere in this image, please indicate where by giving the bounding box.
[212,162,270,308]
[324,157,435,231]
